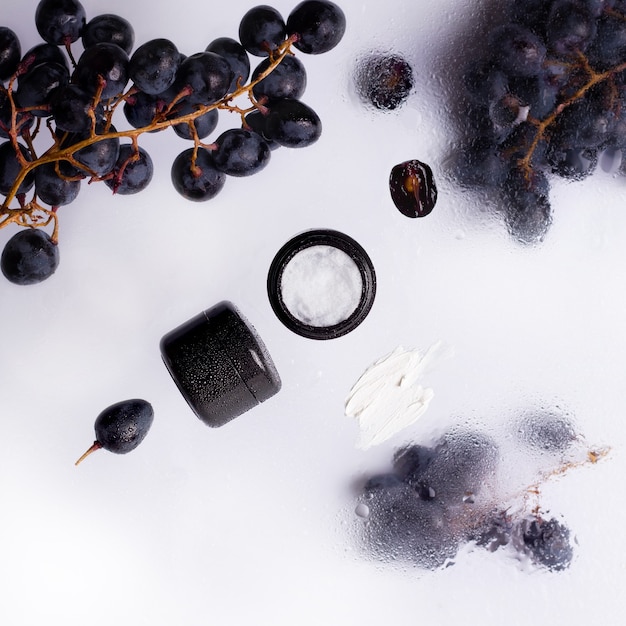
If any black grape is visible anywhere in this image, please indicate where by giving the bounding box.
[363,473,404,493]
[75,399,154,464]
[170,101,219,140]
[393,444,437,500]
[389,159,437,218]
[265,98,322,147]
[502,166,552,246]
[547,145,598,180]
[19,42,69,74]
[35,0,86,46]
[0,141,35,196]
[243,109,280,150]
[355,53,414,111]
[361,476,460,570]
[287,0,346,55]
[174,52,233,105]
[2,0,348,261]
[129,38,180,95]
[1,228,59,285]
[34,160,82,206]
[498,121,549,168]
[123,90,161,130]
[417,430,499,505]
[75,137,120,177]
[488,93,528,135]
[171,147,226,201]
[452,0,626,243]
[82,13,135,54]
[104,144,153,195]
[205,37,250,93]
[452,136,509,188]
[507,0,551,33]
[212,128,271,176]
[59,123,121,177]
[546,1,597,59]
[14,61,69,117]
[515,515,574,571]
[582,0,616,17]
[0,89,34,139]
[0,26,21,81]
[488,24,547,78]
[239,5,286,57]
[251,54,307,101]
[50,84,103,133]
[73,42,129,100]
[588,14,626,69]
[516,411,577,452]
[551,96,613,150]
[508,74,559,121]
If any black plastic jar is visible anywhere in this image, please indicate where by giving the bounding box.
[160,301,281,427]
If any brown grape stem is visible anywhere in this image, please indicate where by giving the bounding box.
[75,441,103,466]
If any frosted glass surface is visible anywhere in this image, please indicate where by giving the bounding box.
[1,1,624,625]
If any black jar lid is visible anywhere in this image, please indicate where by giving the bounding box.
[160,301,281,428]
[267,229,376,340]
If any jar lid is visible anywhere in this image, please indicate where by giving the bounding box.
[267,229,376,340]
[160,301,281,427]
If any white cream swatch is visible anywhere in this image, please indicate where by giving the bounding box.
[345,342,452,449]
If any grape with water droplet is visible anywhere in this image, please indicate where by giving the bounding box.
[75,399,154,465]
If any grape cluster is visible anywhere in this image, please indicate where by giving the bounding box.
[356,411,606,572]
[455,0,626,244]
[0,0,346,284]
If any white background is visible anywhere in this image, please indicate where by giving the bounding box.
[1,1,625,624]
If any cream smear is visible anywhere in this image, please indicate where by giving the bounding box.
[345,342,453,450]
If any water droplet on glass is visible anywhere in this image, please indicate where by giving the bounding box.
[355,502,370,519]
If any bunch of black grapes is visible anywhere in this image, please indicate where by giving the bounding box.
[0,0,346,285]
[356,411,599,572]
[455,0,626,245]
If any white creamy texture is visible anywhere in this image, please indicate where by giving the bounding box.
[345,342,453,449]
[280,245,363,327]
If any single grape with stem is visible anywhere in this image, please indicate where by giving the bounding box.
[75,399,154,465]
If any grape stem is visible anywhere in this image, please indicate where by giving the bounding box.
[0,36,297,236]
[74,440,103,465]
[520,57,626,177]
[521,442,611,511]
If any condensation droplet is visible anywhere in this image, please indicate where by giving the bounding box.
[355,502,370,519]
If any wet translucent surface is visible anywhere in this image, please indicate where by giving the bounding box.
[1,0,625,624]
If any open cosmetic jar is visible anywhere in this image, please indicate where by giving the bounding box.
[267,229,376,340]
[160,301,281,427]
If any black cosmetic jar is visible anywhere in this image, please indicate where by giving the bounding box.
[160,301,281,427]
[267,229,376,340]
